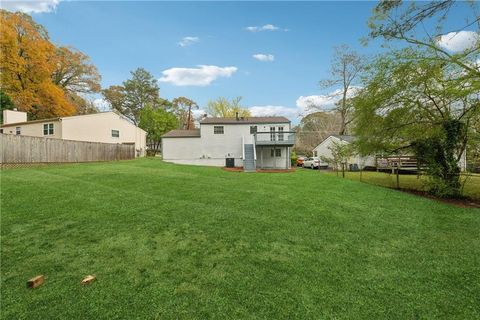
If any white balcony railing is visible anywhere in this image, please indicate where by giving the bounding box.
[254,131,295,146]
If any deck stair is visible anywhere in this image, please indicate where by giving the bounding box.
[243,144,256,172]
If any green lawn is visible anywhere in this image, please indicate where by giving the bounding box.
[323,170,480,200]
[1,159,479,319]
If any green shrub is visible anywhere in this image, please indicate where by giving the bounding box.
[291,151,297,166]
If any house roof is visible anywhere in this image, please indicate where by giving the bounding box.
[1,117,61,127]
[331,135,356,143]
[0,111,120,127]
[313,134,356,151]
[200,116,290,125]
[161,129,201,138]
[1,111,146,133]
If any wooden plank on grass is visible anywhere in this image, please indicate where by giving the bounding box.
[27,275,44,288]
[81,275,96,285]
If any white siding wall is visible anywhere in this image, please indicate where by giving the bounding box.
[61,112,147,156]
[313,136,375,169]
[2,120,62,139]
[162,122,291,167]
[313,136,340,162]
[256,146,290,169]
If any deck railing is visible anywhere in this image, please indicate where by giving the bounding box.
[254,131,296,146]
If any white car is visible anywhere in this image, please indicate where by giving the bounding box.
[303,157,320,169]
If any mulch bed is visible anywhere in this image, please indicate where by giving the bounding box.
[397,188,480,208]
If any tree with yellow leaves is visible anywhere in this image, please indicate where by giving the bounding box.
[0,10,101,119]
[206,96,251,118]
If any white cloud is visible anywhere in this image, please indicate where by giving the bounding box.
[192,109,207,119]
[1,0,60,13]
[159,65,238,86]
[93,98,111,112]
[246,88,361,121]
[253,54,274,62]
[249,105,299,118]
[296,87,361,115]
[178,36,200,47]
[437,31,479,52]
[245,24,287,32]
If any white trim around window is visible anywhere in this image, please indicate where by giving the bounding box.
[214,126,224,134]
[43,123,54,135]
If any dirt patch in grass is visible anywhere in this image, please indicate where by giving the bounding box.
[398,188,480,208]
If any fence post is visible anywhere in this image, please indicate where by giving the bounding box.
[396,156,400,189]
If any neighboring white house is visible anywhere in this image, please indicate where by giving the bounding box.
[161,116,295,170]
[313,134,468,171]
[313,135,375,169]
[1,110,147,157]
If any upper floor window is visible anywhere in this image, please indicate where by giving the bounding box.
[43,123,54,135]
[214,126,224,134]
[15,127,21,135]
[270,127,276,141]
[278,127,284,141]
[250,126,257,134]
[111,130,120,138]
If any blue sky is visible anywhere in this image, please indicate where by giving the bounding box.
[2,1,478,122]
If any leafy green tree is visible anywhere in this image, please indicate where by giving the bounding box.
[0,90,15,123]
[102,68,162,124]
[466,113,480,172]
[139,104,178,154]
[207,96,251,117]
[353,48,479,197]
[367,0,480,77]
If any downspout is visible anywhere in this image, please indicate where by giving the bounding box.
[242,136,245,161]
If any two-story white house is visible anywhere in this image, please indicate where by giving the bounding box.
[161,116,295,171]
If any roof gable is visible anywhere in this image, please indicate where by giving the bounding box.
[314,135,356,150]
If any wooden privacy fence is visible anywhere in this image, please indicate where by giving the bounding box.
[0,134,135,166]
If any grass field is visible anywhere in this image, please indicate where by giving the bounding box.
[323,170,480,200]
[1,159,480,319]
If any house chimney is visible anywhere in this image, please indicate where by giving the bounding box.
[235,112,239,120]
[3,109,27,125]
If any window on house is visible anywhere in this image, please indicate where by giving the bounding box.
[0,129,3,134]
[214,126,224,134]
[111,130,120,138]
[15,127,21,135]
[278,127,284,141]
[270,149,281,157]
[270,127,276,141]
[43,123,54,135]
[250,126,257,134]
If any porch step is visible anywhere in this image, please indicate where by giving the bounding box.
[244,144,256,172]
